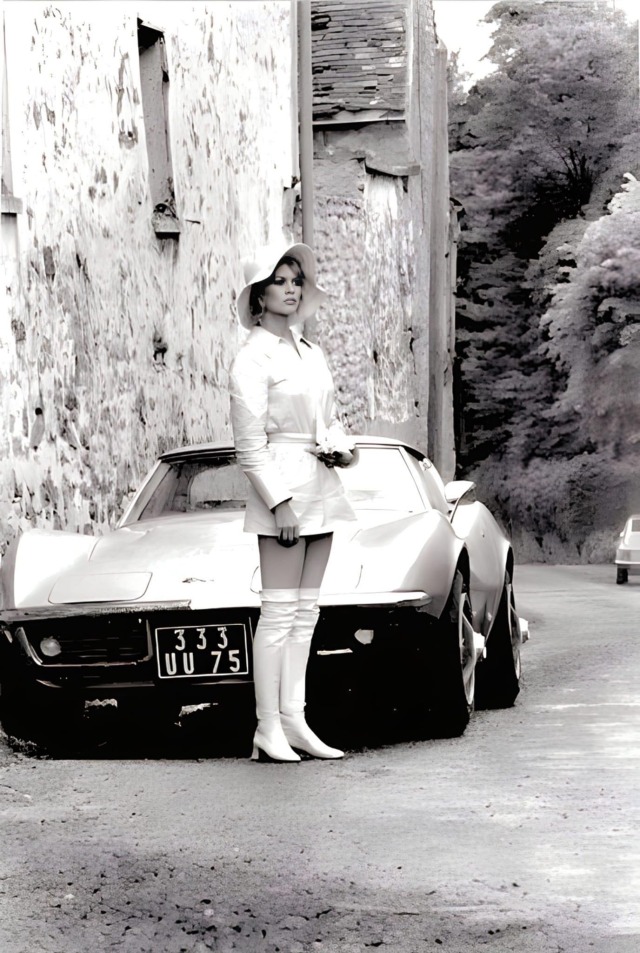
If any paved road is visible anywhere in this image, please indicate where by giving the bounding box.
[1,565,639,953]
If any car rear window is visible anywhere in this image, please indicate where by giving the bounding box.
[132,447,426,522]
[137,458,249,521]
[339,447,425,514]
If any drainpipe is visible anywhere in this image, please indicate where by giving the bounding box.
[298,0,314,247]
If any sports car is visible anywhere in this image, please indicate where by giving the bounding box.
[615,514,640,584]
[0,437,527,748]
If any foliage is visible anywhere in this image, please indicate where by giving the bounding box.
[539,174,640,454]
[450,0,640,557]
[446,50,471,109]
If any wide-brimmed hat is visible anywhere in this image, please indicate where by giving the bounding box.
[236,242,327,329]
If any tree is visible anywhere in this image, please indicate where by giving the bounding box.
[539,174,640,457]
[450,0,640,556]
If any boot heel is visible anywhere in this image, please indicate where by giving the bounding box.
[251,745,273,763]
[251,731,300,763]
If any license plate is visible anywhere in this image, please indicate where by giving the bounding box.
[155,623,250,679]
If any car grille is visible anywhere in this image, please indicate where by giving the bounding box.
[23,616,150,666]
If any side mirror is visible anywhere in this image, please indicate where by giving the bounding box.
[444,480,477,504]
[444,480,477,520]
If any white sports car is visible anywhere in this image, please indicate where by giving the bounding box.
[0,437,527,749]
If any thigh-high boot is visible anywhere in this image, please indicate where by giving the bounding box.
[280,588,344,759]
[251,588,300,762]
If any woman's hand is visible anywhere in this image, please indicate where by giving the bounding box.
[273,500,300,547]
[319,447,359,468]
[333,448,354,468]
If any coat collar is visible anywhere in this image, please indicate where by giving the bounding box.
[248,324,313,355]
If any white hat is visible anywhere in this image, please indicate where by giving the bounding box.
[236,242,327,329]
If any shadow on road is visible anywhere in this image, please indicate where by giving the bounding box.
[2,686,450,761]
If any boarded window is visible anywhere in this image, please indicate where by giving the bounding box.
[2,16,22,215]
[311,0,408,123]
[137,19,179,236]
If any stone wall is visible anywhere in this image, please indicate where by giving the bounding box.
[0,1,297,547]
[0,0,455,555]
[311,0,455,471]
[313,129,417,440]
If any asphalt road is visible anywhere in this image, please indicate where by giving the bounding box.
[1,565,639,953]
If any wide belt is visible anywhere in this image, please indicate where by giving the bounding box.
[267,432,315,445]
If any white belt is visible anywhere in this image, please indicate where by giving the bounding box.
[267,432,315,445]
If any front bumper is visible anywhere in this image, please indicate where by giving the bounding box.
[614,558,640,574]
[1,598,434,700]
[1,605,259,698]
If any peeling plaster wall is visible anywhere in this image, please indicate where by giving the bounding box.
[313,142,416,437]
[313,0,451,459]
[1,1,296,546]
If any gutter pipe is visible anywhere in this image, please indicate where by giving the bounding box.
[298,0,314,247]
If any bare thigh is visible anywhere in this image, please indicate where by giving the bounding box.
[258,534,333,590]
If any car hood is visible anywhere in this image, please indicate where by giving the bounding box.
[67,513,260,608]
[3,509,458,615]
[6,513,261,610]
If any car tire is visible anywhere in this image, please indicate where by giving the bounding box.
[427,568,476,738]
[475,571,521,710]
[616,568,628,585]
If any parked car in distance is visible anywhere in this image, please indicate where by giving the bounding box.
[0,438,528,750]
[615,514,640,584]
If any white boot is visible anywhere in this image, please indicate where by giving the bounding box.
[251,588,301,762]
[280,588,344,759]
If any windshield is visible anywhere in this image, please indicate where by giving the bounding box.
[131,447,426,523]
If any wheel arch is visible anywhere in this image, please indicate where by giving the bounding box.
[484,545,514,639]
[456,547,471,592]
[436,547,471,621]
[505,547,515,582]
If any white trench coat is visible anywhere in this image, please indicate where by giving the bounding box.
[229,326,357,536]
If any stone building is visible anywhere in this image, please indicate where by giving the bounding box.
[0,0,454,550]
[310,0,455,471]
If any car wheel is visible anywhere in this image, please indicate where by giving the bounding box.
[475,571,521,710]
[616,568,628,585]
[427,568,476,738]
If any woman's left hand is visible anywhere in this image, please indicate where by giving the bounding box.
[332,449,353,468]
[330,447,359,468]
[312,445,359,468]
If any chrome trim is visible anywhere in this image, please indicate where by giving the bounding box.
[14,621,153,669]
[316,648,353,656]
[318,591,431,608]
[15,627,43,665]
[0,600,192,624]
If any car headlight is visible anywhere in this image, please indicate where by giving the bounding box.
[40,637,62,658]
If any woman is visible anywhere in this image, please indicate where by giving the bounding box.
[229,242,357,763]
